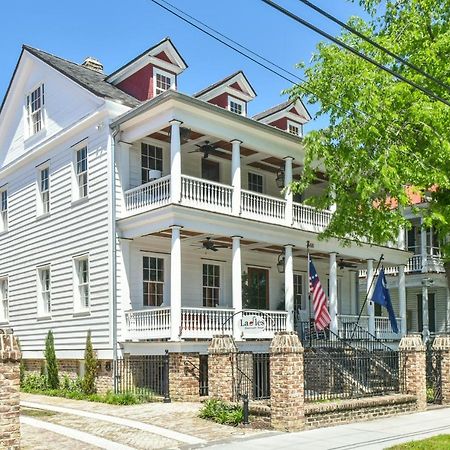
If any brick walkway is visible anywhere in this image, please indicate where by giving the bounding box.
[20,393,263,449]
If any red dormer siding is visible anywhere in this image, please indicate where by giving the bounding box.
[207,93,229,108]
[269,117,288,130]
[117,64,153,101]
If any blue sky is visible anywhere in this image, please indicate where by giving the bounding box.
[0,0,367,132]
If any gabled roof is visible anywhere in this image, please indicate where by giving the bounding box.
[253,98,311,123]
[106,38,188,84]
[21,46,141,108]
[193,70,257,100]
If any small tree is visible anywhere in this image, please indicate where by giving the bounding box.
[44,330,59,389]
[82,330,97,395]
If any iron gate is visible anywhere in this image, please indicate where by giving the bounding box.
[234,352,270,401]
[426,345,443,404]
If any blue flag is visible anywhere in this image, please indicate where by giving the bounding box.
[371,268,398,334]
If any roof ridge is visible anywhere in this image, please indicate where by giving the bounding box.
[23,45,85,70]
[193,70,248,98]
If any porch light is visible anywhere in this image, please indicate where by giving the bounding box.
[277,252,285,273]
[276,167,285,189]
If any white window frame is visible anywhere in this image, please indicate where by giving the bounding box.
[37,164,50,216]
[228,97,246,116]
[202,263,221,307]
[153,67,176,96]
[26,84,45,137]
[37,266,51,318]
[293,273,305,311]
[287,120,302,137]
[0,277,9,323]
[73,255,90,313]
[142,254,166,307]
[72,142,89,202]
[0,188,8,233]
[247,171,264,194]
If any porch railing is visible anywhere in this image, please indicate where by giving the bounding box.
[125,307,171,340]
[241,190,286,223]
[337,314,402,341]
[124,175,171,211]
[293,203,332,231]
[181,307,233,338]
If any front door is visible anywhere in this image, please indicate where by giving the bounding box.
[247,268,269,310]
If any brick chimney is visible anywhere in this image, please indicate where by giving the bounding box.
[82,57,103,73]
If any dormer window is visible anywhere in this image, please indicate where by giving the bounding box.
[26,84,45,136]
[287,120,302,137]
[228,97,245,116]
[154,68,175,96]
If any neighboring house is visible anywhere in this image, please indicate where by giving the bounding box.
[0,39,409,376]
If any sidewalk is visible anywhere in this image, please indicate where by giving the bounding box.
[200,407,450,450]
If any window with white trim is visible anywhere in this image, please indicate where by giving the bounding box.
[141,143,163,183]
[0,189,7,232]
[26,84,45,136]
[228,97,245,116]
[0,278,8,322]
[248,172,263,193]
[37,266,51,316]
[154,68,175,96]
[287,120,302,137]
[75,146,88,199]
[38,166,50,215]
[293,274,304,311]
[74,256,89,311]
[203,264,220,307]
[143,256,164,306]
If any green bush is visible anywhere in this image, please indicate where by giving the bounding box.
[44,331,59,389]
[21,373,48,392]
[82,330,97,395]
[199,399,244,426]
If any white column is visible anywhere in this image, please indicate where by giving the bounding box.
[329,185,337,213]
[170,225,182,341]
[284,157,293,226]
[422,281,429,341]
[420,217,427,273]
[117,141,131,215]
[367,259,375,335]
[397,225,405,250]
[284,245,294,331]
[170,120,182,204]
[399,264,407,336]
[232,236,243,341]
[231,140,242,216]
[329,252,338,334]
[119,238,132,341]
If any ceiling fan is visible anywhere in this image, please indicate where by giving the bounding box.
[338,259,358,269]
[201,237,229,252]
[189,141,222,159]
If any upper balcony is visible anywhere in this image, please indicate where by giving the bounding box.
[113,91,331,234]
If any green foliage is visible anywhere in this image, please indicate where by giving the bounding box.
[286,0,450,271]
[199,399,244,426]
[44,330,59,389]
[82,330,97,395]
[387,434,450,449]
[21,373,48,392]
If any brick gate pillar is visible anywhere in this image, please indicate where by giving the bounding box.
[208,335,237,402]
[432,335,450,405]
[270,331,304,432]
[0,329,21,449]
[399,334,427,411]
[169,353,200,401]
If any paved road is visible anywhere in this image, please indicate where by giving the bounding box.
[200,407,450,450]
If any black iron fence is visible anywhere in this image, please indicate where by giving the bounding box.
[199,354,209,397]
[115,354,169,401]
[304,348,401,402]
[426,342,443,404]
[234,352,270,401]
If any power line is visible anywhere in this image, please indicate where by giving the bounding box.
[262,0,450,107]
[297,0,450,93]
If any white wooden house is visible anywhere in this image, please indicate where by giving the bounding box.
[0,39,411,370]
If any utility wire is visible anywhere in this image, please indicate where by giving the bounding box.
[297,0,450,93]
[262,0,450,107]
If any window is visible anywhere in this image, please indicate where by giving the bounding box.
[203,264,220,307]
[37,266,51,316]
[201,159,220,182]
[0,278,8,322]
[248,172,263,193]
[143,256,164,306]
[141,143,163,184]
[228,98,245,115]
[74,256,89,311]
[0,190,7,232]
[293,274,304,311]
[38,166,50,215]
[154,68,175,96]
[75,146,88,199]
[287,120,302,137]
[406,220,421,255]
[26,84,45,136]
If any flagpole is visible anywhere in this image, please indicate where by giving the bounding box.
[307,240,312,347]
[350,254,384,340]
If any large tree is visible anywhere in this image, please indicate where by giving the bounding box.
[288,0,450,280]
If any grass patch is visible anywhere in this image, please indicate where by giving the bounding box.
[21,407,57,418]
[387,435,450,449]
[199,399,244,426]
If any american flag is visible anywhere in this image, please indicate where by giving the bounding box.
[309,257,331,330]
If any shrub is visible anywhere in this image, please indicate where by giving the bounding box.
[21,373,48,392]
[199,399,244,426]
[82,330,97,395]
[44,331,59,389]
